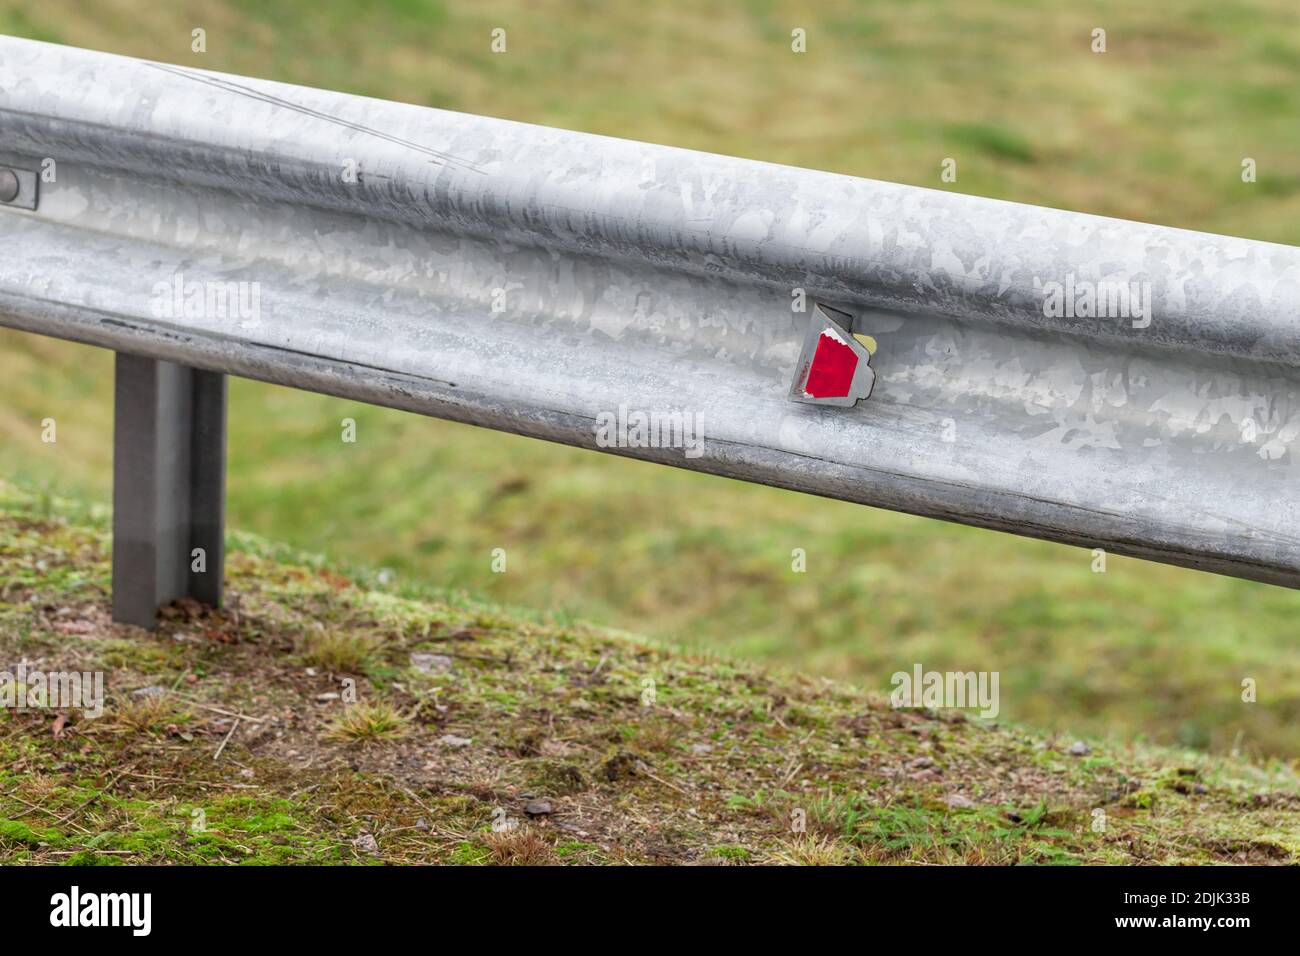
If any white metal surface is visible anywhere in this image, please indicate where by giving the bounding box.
[0,37,1297,586]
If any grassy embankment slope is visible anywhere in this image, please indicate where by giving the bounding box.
[1,1,1299,757]
[0,485,1296,864]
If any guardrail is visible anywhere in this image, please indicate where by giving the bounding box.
[1,37,1297,626]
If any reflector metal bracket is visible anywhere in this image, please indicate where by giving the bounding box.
[0,165,38,210]
[787,303,876,407]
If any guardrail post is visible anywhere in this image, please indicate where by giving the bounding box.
[111,353,227,629]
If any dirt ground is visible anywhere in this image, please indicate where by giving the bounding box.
[1,496,1297,864]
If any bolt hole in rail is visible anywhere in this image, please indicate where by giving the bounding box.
[0,37,1297,627]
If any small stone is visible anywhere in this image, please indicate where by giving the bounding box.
[131,685,165,700]
[945,793,976,809]
[353,832,379,854]
[439,734,472,748]
[1068,741,1091,756]
[524,799,554,817]
[411,652,454,675]
[909,756,935,770]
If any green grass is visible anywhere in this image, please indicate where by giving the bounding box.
[2,1,1300,760]
[0,487,1296,865]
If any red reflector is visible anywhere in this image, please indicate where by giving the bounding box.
[803,331,859,398]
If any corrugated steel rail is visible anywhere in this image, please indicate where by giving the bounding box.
[0,37,1297,625]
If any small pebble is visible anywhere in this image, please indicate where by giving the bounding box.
[353,832,379,854]
[411,652,454,675]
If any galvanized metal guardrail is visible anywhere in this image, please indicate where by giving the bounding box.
[1,37,1297,626]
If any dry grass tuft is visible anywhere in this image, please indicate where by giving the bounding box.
[301,629,381,673]
[103,693,188,736]
[323,700,408,741]
[483,828,554,866]
[768,835,853,866]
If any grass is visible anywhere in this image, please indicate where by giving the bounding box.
[0,484,1296,865]
[103,695,192,737]
[324,701,409,741]
[300,630,381,675]
[2,0,1300,760]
